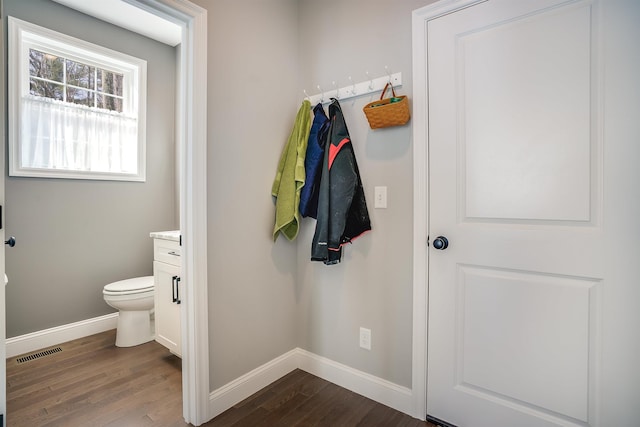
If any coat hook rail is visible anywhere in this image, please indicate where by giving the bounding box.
[306,72,402,105]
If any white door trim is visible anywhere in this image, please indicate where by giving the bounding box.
[127,1,209,425]
[0,3,6,423]
[411,0,485,420]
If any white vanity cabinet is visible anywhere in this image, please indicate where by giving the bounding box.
[151,232,182,357]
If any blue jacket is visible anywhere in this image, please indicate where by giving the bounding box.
[300,103,329,219]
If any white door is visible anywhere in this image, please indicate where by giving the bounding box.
[426,0,640,426]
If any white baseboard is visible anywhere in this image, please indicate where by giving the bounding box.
[208,348,414,421]
[209,348,299,418]
[6,312,118,358]
[296,348,414,415]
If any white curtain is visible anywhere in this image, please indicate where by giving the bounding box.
[21,95,138,174]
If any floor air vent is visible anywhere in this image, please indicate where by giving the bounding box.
[16,347,62,364]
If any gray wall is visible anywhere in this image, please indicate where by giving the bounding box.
[4,0,178,337]
[199,0,434,391]
[295,0,435,389]
[201,0,301,389]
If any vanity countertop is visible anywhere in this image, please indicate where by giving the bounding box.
[150,230,180,242]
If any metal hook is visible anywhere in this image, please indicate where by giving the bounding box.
[385,65,392,83]
[366,71,374,90]
[348,76,356,96]
[303,89,311,101]
[317,85,324,103]
[332,81,339,99]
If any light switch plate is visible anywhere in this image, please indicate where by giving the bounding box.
[374,186,387,209]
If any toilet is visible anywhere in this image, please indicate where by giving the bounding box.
[103,276,155,347]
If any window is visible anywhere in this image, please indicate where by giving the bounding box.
[8,17,147,181]
[29,48,125,112]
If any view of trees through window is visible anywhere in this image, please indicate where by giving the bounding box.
[29,48,124,112]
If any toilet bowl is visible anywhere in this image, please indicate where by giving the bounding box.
[103,276,155,347]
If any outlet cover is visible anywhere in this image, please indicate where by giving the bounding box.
[359,327,371,350]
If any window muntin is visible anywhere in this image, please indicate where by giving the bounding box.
[29,49,125,112]
[8,17,147,181]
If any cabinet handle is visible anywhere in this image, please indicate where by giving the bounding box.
[176,276,181,304]
[167,251,180,257]
[172,275,178,303]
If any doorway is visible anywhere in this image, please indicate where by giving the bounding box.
[2,0,209,424]
[125,2,209,424]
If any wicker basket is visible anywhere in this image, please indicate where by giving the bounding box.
[363,82,410,129]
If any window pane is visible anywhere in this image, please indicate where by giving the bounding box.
[97,69,124,97]
[66,59,95,89]
[29,49,63,82]
[30,78,63,100]
[96,94,123,112]
[66,87,94,107]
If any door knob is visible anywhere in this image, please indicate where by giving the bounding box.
[432,236,448,250]
[4,237,15,247]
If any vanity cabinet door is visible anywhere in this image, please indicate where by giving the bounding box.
[153,261,182,357]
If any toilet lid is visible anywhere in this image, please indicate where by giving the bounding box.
[104,276,154,293]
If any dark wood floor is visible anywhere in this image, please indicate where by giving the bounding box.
[206,369,434,427]
[7,329,184,426]
[7,330,434,427]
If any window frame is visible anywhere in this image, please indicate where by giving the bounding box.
[8,16,147,182]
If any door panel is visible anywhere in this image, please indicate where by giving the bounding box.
[461,4,592,222]
[427,0,604,425]
[458,265,597,421]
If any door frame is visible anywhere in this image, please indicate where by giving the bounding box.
[127,1,209,424]
[411,0,485,420]
[0,1,6,424]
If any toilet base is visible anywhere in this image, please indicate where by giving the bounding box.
[115,310,153,347]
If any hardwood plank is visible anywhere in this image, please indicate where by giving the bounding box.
[250,392,312,427]
[317,388,376,426]
[260,371,328,411]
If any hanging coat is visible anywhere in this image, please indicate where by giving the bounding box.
[311,99,371,265]
[272,100,311,241]
[299,103,330,219]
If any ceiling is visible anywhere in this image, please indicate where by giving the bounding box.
[51,0,182,47]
